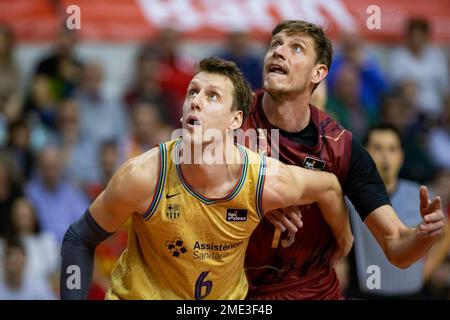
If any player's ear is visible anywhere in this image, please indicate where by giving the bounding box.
[311,64,328,86]
[180,117,183,123]
[229,110,243,130]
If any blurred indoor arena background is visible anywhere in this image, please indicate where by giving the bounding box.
[0,0,449,300]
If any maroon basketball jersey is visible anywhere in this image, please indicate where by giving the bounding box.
[242,90,353,299]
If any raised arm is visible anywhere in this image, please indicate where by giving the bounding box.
[364,186,446,269]
[262,157,353,262]
[60,147,160,299]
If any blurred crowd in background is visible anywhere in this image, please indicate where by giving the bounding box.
[0,12,449,300]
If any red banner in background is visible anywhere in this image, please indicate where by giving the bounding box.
[0,0,449,43]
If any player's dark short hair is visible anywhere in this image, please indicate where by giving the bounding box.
[197,57,252,120]
[363,124,404,150]
[272,20,333,92]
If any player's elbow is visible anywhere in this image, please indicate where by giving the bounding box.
[62,221,92,252]
[388,256,413,269]
[385,251,413,269]
[62,210,113,251]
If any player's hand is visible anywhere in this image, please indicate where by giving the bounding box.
[417,186,445,238]
[265,207,303,233]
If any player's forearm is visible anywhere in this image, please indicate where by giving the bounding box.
[384,227,436,269]
[60,210,113,300]
[315,175,352,246]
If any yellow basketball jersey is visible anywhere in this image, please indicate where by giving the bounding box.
[105,139,266,300]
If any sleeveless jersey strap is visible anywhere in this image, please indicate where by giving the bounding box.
[143,143,168,221]
[255,154,267,220]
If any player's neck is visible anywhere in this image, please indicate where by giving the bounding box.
[179,142,243,198]
[262,90,311,132]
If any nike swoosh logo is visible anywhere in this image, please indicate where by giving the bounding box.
[166,193,181,199]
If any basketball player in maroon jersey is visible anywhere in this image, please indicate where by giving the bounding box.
[242,20,446,300]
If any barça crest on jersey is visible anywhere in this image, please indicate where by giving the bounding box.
[166,204,180,220]
[303,156,326,171]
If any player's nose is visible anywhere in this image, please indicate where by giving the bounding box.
[272,45,286,60]
[190,93,203,111]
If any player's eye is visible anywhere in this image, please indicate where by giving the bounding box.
[209,93,219,102]
[188,89,198,97]
[270,41,281,50]
[293,46,303,54]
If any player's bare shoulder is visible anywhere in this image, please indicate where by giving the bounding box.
[103,146,162,216]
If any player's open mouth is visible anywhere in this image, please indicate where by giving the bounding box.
[268,63,288,75]
[186,115,202,127]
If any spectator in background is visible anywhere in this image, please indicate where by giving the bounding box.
[390,18,449,119]
[326,63,375,140]
[424,169,450,285]
[5,198,59,297]
[24,71,59,136]
[427,96,450,171]
[379,94,415,134]
[346,125,450,299]
[141,28,194,128]
[3,120,34,181]
[0,24,22,146]
[25,26,82,134]
[33,25,82,101]
[75,61,127,151]
[425,169,450,299]
[54,98,97,188]
[123,49,172,124]
[0,155,22,238]
[86,139,120,201]
[218,31,263,90]
[25,145,88,243]
[380,94,436,183]
[430,170,450,218]
[0,238,55,299]
[425,256,450,299]
[328,31,389,115]
[119,101,172,161]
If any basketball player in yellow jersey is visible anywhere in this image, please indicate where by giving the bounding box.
[60,57,353,300]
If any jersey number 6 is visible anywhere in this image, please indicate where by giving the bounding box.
[194,271,213,300]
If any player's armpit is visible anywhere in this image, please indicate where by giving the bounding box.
[90,146,161,233]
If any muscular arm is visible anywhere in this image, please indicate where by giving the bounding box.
[60,147,160,299]
[262,157,353,259]
[345,140,446,269]
[364,187,445,269]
